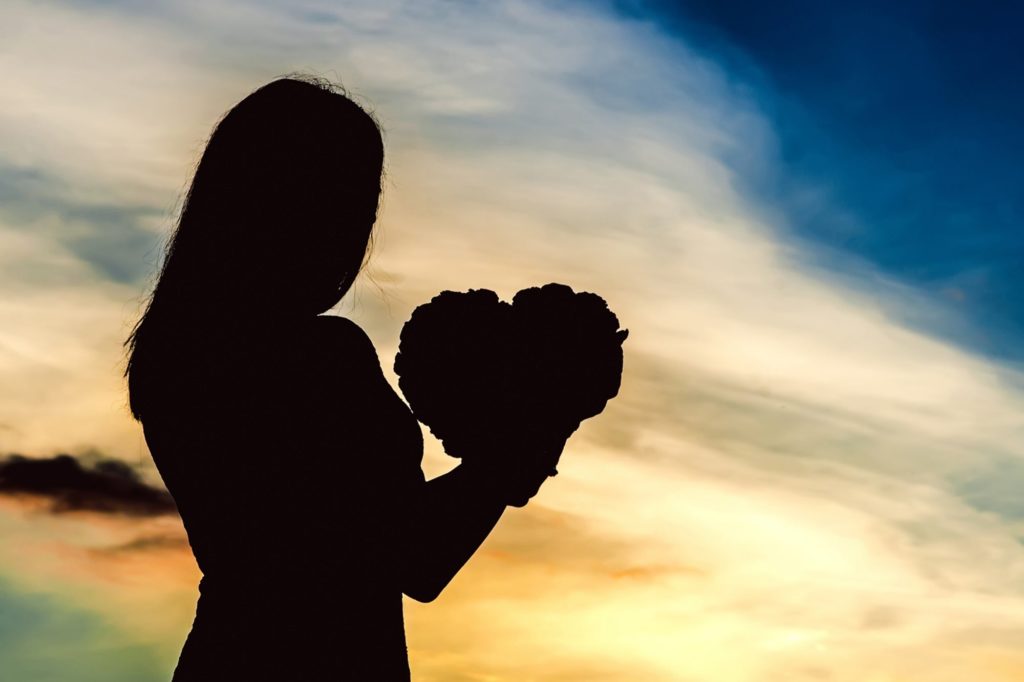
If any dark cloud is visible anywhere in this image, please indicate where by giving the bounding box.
[0,454,176,516]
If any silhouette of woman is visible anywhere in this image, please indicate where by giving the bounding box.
[125,77,561,681]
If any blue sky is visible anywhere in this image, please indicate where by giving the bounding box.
[0,576,166,682]
[634,0,1024,360]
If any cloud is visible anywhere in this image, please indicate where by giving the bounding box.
[0,162,166,285]
[0,454,175,516]
[94,533,190,555]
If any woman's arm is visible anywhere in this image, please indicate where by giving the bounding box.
[312,316,562,601]
[399,463,506,603]
[399,435,566,603]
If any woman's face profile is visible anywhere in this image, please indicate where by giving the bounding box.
[298,164,382,313]
[191,78,385,317]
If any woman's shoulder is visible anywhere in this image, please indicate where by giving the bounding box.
[309,315,378,360]
[301,315,388,388]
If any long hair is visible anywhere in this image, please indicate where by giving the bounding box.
[125,76,384,420]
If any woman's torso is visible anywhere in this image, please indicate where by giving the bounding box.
[141,315,424,680]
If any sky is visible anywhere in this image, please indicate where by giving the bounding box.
[1,1,1023,680]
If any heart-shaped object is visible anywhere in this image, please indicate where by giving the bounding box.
[394,283,627,464]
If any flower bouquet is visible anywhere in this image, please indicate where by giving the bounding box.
[394,283,627,504]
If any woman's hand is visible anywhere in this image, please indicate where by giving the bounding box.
[505,432,567,507]
[457,428,570,508]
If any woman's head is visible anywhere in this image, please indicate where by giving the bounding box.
[167,76,384,315]
[126,76,384,417]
